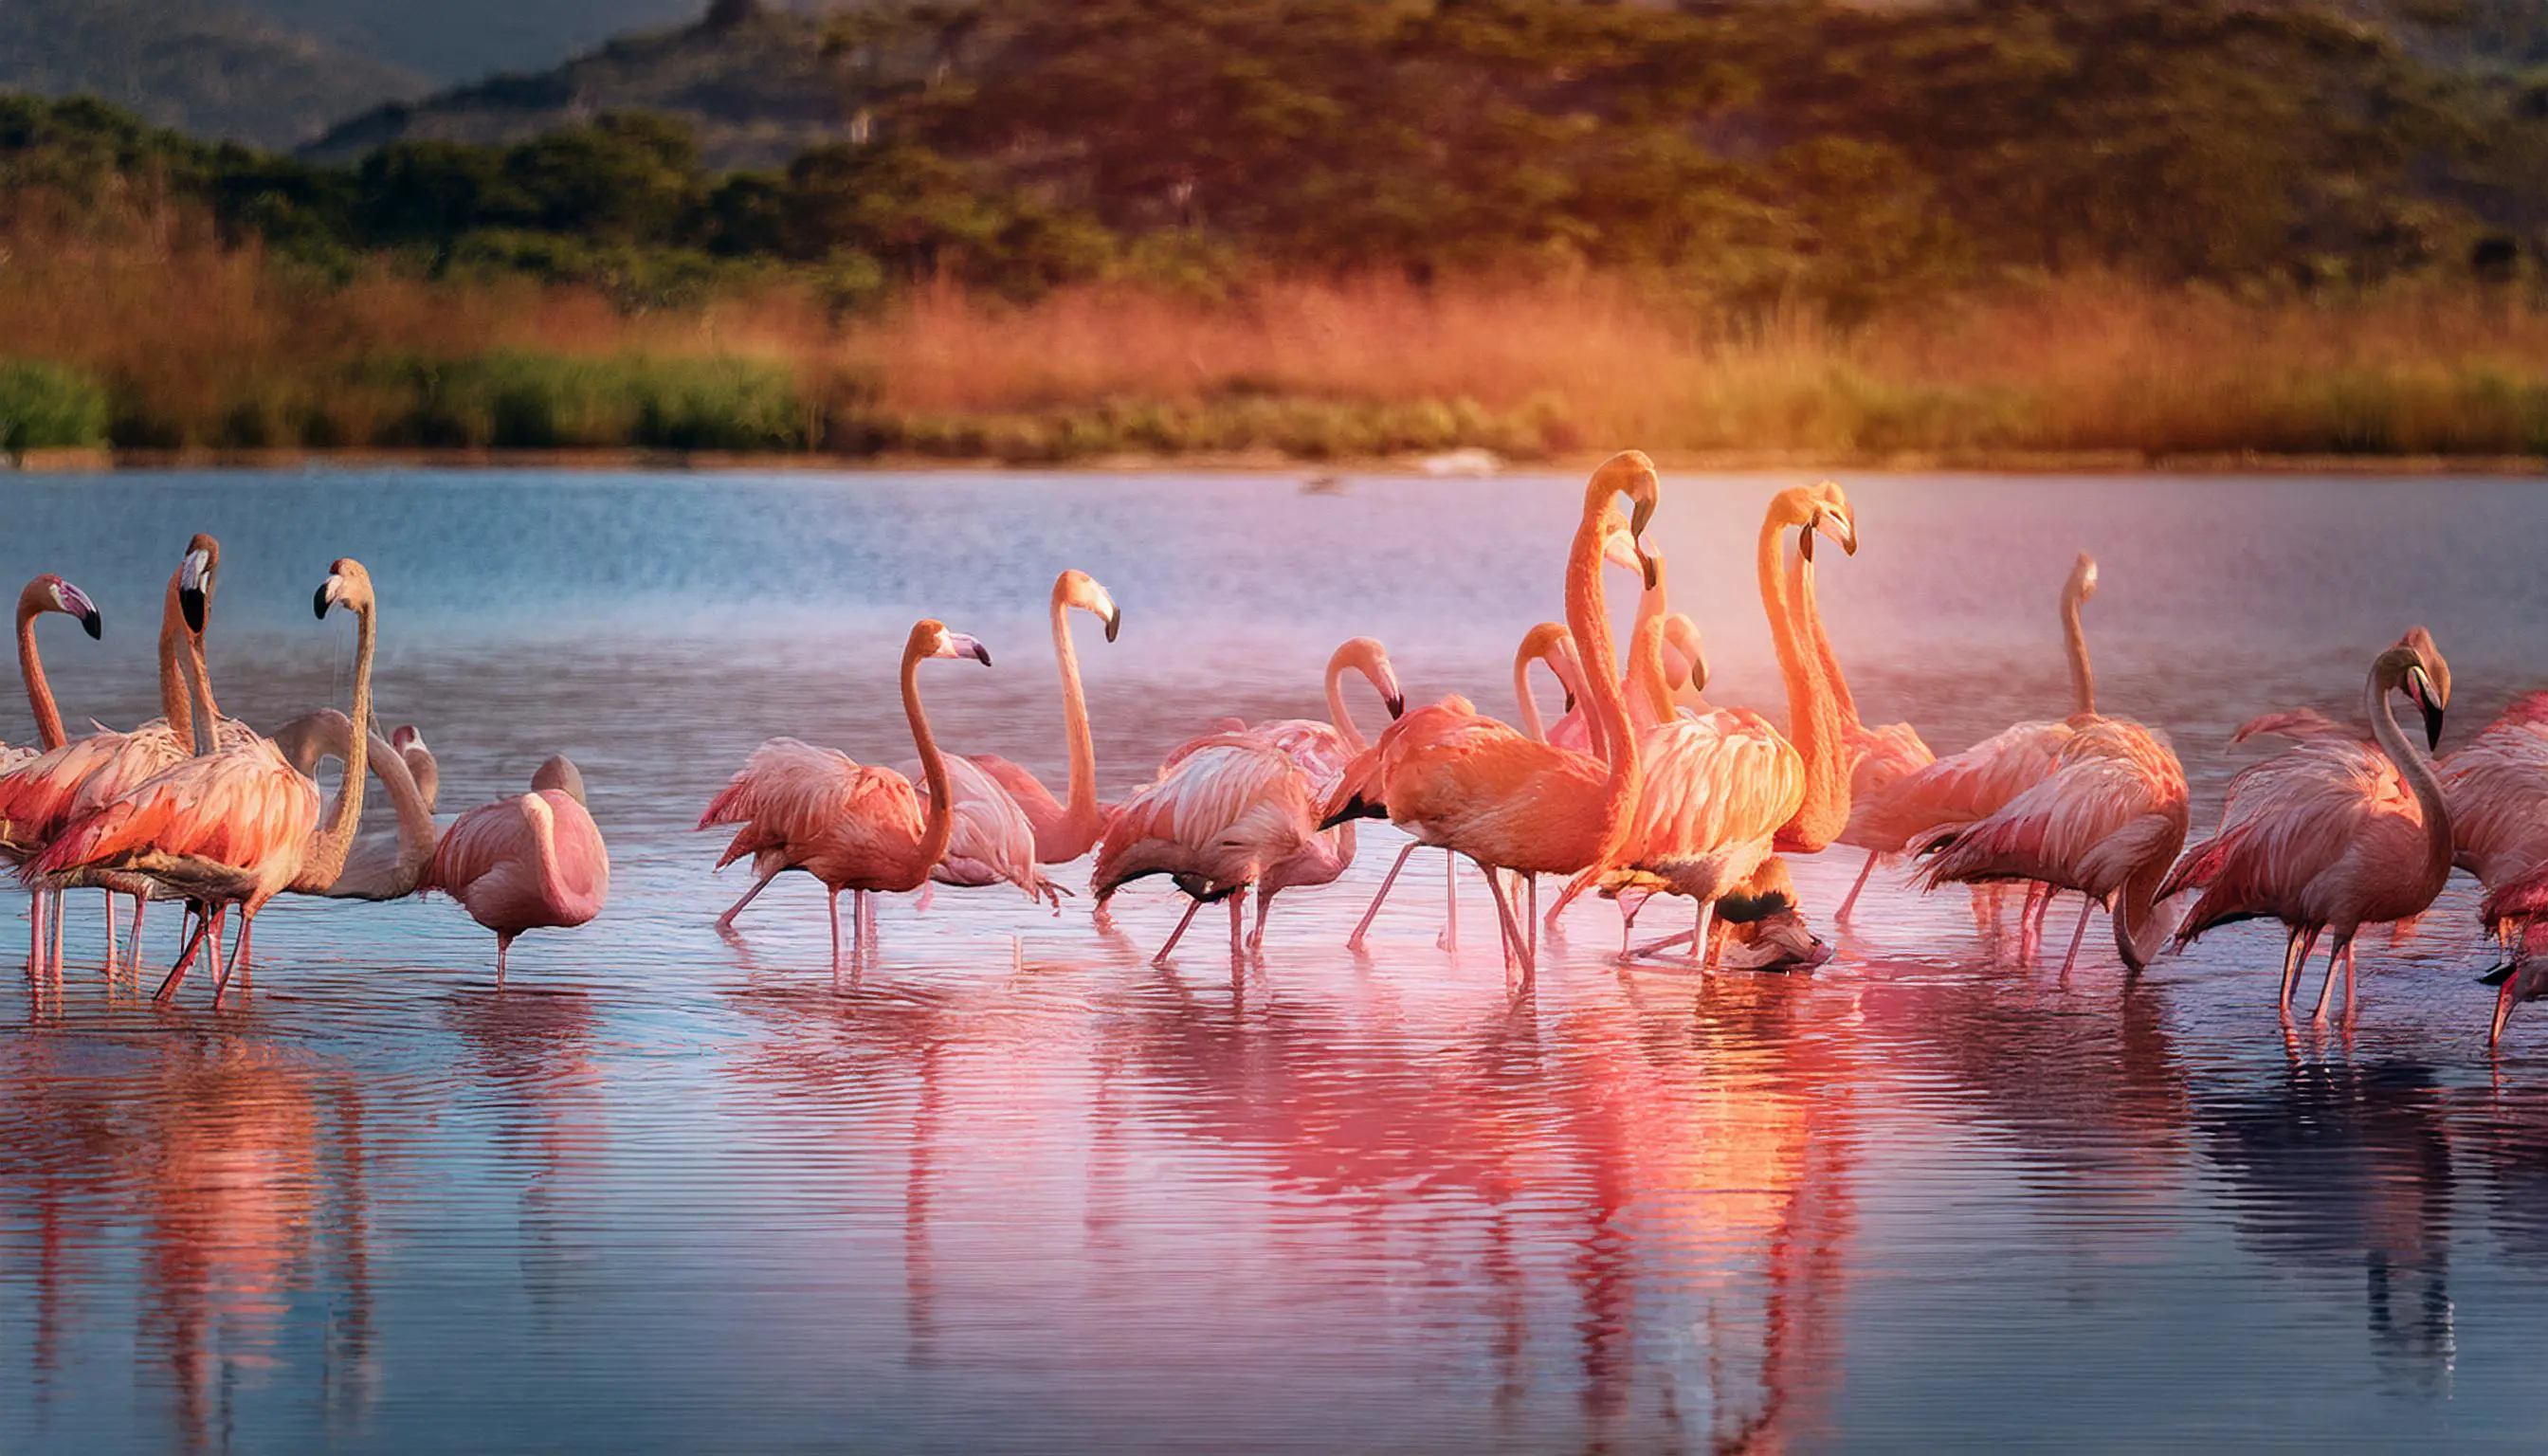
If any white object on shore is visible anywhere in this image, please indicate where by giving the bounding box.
[1420,447,1501,478]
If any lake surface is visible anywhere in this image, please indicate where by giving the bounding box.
[3,467,2547,1450]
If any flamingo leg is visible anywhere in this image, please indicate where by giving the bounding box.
[1247,884,1273,952]
[235,916,252,988]
[124,896,147,983]
[1348,840,1421,950]
[101,892,118,976]
[1688,899,1708,968]
[1228,896,1246,958]
[496,933,514,990]
[1836,851,1880,922]
[1478,858,1532,983]
[716,865,783,931]
[2341,938,2359,1019]
[47,891,64,981]
[26,890,40,980]
[1153,896,1207,966]
[1440,851,1459,953]
[2311,933,2351,1024]
[827,888,844,976]
[1630,926,1697,959]
[1526,876,1539,967]
[2056,899,2095,981]
[210,911,253,1008]
[862,891,878,959]
[156,908,213,1002]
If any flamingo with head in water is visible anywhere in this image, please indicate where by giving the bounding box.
[428,755,610,985]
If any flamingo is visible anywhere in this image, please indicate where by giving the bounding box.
[698,619,992,972]
[1845,551,2104,945]
[1335,617,1589,955]
[1093,637,1403,961]
[1319,452,1660,980]
[962,570,1121,863]
[1916,717,2190,978]
[909,755,1065,907]
[0,574,101,974]
[269,711,441,900]
[31,559,386,1006]
[426,755,610,985]
[1789,532,1938,920]
[2432,690,2548,1043]
[2159,634,2452,1024]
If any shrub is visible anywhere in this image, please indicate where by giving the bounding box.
[0,359,109,450]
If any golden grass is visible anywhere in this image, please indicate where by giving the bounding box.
[7,210,2547,459]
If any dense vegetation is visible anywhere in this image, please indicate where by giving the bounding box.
[6,0,2548,459]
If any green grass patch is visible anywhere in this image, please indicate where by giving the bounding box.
[0,359,109,451]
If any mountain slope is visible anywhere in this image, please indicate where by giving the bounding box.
[0,0,424,148]
[243,0,707,84]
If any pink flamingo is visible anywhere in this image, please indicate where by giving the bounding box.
[1845,552,2103,944]
[1791,533,1938,920]
[2435,690,2548,1043]
[1319,453,1659,979]
[270,712,441,900]
[1916,717,2189,978]
[962,570,1120,864]
[0,573,102,974]
[1093,637,1402,961]
[427,755,610,984]
[31,559,384,1006]
[910,755,1063,906]
[699,620,992,971]
[2160,635,2452,1024]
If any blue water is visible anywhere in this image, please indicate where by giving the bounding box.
[1,467,2545,1450]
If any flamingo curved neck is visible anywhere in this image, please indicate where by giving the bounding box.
[906,639,957,877]
[1787,544,1861,732]
[2063,586,2096,719]
[184,633,228,755]
[2365,664,2452,884]
[156,573,192,751]
[1760,515,1846,846]
[1325,657,1368,753]
[301,603,376,885]
[1628,615,1673,732]
[1568,506,1640,868]
[15,596,63,752]
[1512,649,1547,743]
[1052,590,1101,845]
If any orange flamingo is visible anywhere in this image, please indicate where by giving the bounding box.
[1790,532,1938,920]
[700,619,992,971]
[1846,551,2103,944]
[1916,716,2190,978]
[2160,635,2452,1024]
[2433,691,2548,1042]
[962,570,1120,864]
[1094,637,1402,961]
[427,755,610,984]
[0,573,101,974]
[32,559,384,1006]
[1322,452,1660,979]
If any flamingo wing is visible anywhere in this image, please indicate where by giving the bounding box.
[29,738,319,903]
[2163,738,2409,934]
[1847,719,2074,851]
[1922,719,2188,899]
[912,754,1052,900]
[1093,738,1311,898]
[700,737,921,871]
[429,790,610,933]
[2442,714,2548,887]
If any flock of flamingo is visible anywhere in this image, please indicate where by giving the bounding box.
[6,453,2545,1046]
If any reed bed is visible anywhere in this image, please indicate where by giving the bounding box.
[5,220,2546,461]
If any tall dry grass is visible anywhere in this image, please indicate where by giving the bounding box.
[6,210,2546,459]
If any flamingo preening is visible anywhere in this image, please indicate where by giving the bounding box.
[270,711,441,901]
[2161,634,2453,1024]
[427,755,610,984]
[30,558,384,1006]
[700,619,993,974]
[1094,637,1403,962]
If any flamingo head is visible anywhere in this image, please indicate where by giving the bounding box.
[178,533,220,633]
[2398,626,2450,729]
[915,620,992,666]
[1664,612,1707,695]
[1586,449,1659,555]
[2482,948,2548,1046]
[27,575,101,639]
[1059,570,1121,643]
[314,558,374,620]
[1518,621,1583,712]
[1595,508,1658,590]
[2068,551,2100,606]
[1331,636,1405,719]
[1788,481,1857,562]
[2377,639,2448,753]
[531,755,588,806]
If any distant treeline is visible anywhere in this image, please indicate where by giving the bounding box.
[7,0,2548,315]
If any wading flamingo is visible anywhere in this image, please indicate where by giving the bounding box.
[1094,637,1402,961]
[1789,534,1938,919]
[1847,552,2103,945]
[2160,635,2452,1024]
[963,570,1121,864]
[428,755,610,984]
[2433,691,2548,1043]
[1916,716,2189,978]
[0,574,101,974]
[32,559,384,1006]
[699,620,992,972]
[1323,452,1660,980]
[270,711,440,900]
[910,755,1063,906]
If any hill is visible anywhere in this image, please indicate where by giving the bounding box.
[0,0,423,148]
[242,0,714,84]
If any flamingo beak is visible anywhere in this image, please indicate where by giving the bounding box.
[179,549,210,632]
[62,586,100,640]
[1800,525,1814,564]
[1385,691,1407,719]
[1636,545,1658,591]
[314,574,343,620]
[2418,690,2445,754]
[1561,690,1576,714]
[2495,973,2519,1046]
[1103,606,1121,644]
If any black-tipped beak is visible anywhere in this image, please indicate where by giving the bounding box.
[79,609,100,641]
[1629,497,1653,538]
[2422,700,2446,754]
[1320,795,1386,830]
[313,585,333,620]
[2480,961,2518,987]
[1561,690,1576,714]
[1103,609,1121,644]
[1800,526,1815,564]
[181,588,207,633]
[1637,547,1658,591]
[1385,692,1407,720]
[972,644,992,666]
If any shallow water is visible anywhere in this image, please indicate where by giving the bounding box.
[2,468,2547,1450]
